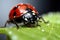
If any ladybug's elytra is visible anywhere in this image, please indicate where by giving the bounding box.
[9,3,38,20]
[4,3,48,29]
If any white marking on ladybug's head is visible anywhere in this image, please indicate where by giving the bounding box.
[32,10,35,15]
[33,13,35,15]
[23,13,32,22]
[25,18,28,21]
[27,13,31,15]
[24,13,32,18]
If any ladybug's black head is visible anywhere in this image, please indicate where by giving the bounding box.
[22,8,38,24]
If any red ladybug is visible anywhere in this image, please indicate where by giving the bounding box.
[4,3,48,29]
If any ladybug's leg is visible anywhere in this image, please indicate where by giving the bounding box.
[4,20,10,27]
[39,16,48,24]
[36,18,41,27]
[4,21,7,27]
[12,19,19,29]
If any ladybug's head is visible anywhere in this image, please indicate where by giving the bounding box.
[22,8,38,24]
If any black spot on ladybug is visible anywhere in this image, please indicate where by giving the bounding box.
[13,6,18,10]
[26,8,32,13]
[13,12,16,16]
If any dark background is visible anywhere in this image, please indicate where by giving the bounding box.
[38,0,60,14]
[0,0,60,26]
[46,0,60,12]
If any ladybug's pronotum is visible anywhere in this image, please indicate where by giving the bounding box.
[4,3,48,29]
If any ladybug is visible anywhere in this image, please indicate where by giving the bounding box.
[4,3,48,29]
